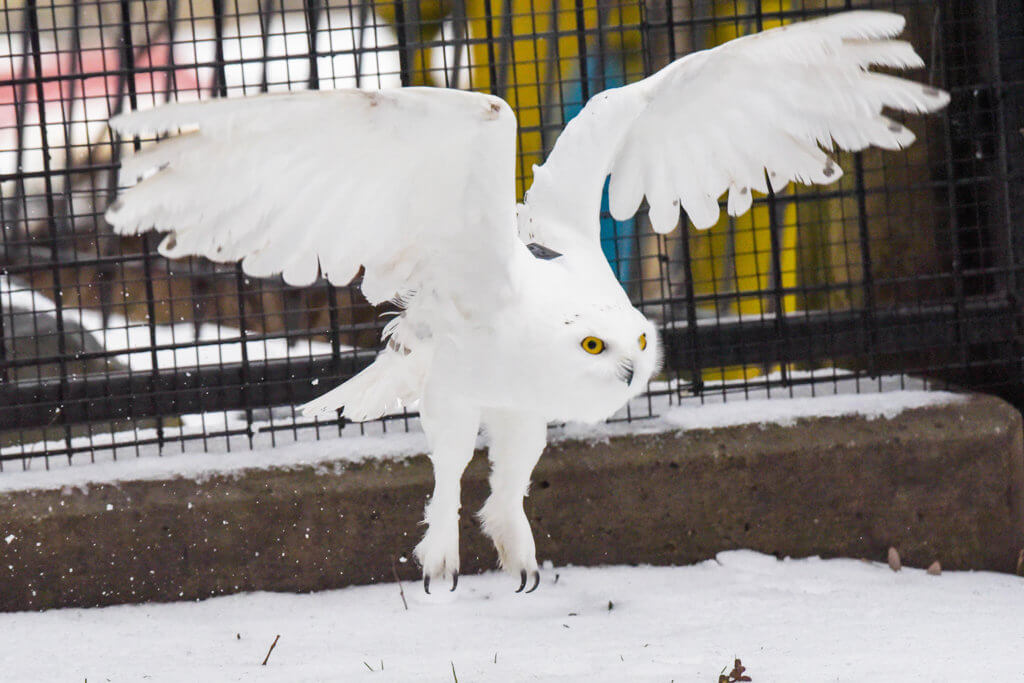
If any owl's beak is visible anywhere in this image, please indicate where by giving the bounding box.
[617,359,635,385]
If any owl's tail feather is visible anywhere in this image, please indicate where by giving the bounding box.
[300,349,423,422]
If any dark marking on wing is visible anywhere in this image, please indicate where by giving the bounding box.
[526,242,563,260]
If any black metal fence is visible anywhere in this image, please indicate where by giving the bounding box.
[1,0,1022,468]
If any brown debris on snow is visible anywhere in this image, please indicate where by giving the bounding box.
[888,547,902,572]
[719,658,753,682]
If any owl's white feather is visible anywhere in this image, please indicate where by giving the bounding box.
[521,10,949,244]
[109,88,518,310]
[105,10,947,592]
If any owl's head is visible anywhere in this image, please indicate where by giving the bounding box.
[546,300,662,422]
[510,246,663,422]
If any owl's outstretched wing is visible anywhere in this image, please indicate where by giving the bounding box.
[106,88,518,316]
[519,10,949,253]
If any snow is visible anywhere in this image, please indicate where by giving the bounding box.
[660,390,963,430]
[0,371,964,492]
[0,274,336,371]
[0,550,1020,682]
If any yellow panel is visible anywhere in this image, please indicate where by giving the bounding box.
[697,0,799,382]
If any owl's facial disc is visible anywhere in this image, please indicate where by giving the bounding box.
[531,302,661,423]
[571,316,659,391]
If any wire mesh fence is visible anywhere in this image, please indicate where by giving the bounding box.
[0,0,1021,469]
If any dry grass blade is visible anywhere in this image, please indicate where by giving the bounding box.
[391,556,409,611]
[261,635,280,666]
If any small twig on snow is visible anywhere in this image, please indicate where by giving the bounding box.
[451,661,459,682]
[392,556,409,611]
[261,635,280,666]
[363,662,375,672]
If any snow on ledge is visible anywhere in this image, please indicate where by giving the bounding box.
[662,390,966,430]
[0,379,967,493]
[553,389,965,442]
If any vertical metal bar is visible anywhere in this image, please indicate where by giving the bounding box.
[210,0,254,445]
[573,0,589,102]
[495,0,513,96]
[936,7,968,373]
[304,0,322,89]
[663,0,676,60]
[393,0,412,87]
[0,6,18,386]
[765,172,790,389]
[984,0,1021,372]
[481,0,500,94]
[677,217,703,397]
[307,0,340,428]
[27,0,72,463]
[9,4,34,231]
[449,0,469,89]
[310,0,343,426]
[853,154,877,380]
[257,0,278,93]
[638,0,652,77]
[845,0,876,389]
[163,0,180,101]
[118,0,166,449]
[0,245,7,386]
[59,0,83,220]
[352,0,370,89]
[593,0,608,93]
[539,0,562,151]
[211,0,229,97]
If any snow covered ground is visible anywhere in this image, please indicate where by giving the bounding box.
[1,550,1020,682]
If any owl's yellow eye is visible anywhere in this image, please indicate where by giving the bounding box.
[638,333,647,351]
[581,336,605,354]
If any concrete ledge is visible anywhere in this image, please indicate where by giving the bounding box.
[1,393,1022,612]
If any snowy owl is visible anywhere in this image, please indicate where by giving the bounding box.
[105,11,948,593]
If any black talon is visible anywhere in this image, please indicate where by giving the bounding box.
[516,569,527,593]
[450,571,459,592]
[423,575,431,594]
[525,570,541,594]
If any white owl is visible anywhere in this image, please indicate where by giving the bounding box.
[105,11,948,593]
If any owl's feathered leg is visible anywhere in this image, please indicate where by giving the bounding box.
[479,409,548,593]
[414,397,481,593]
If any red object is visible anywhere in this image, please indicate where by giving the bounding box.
[1,43,206,127]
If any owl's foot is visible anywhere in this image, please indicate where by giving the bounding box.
[479,499,541,593]
[414,520,460,593]
[517,568,541,593]
[422,571,458,594]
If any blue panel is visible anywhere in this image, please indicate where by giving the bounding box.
[560,54,636,282]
